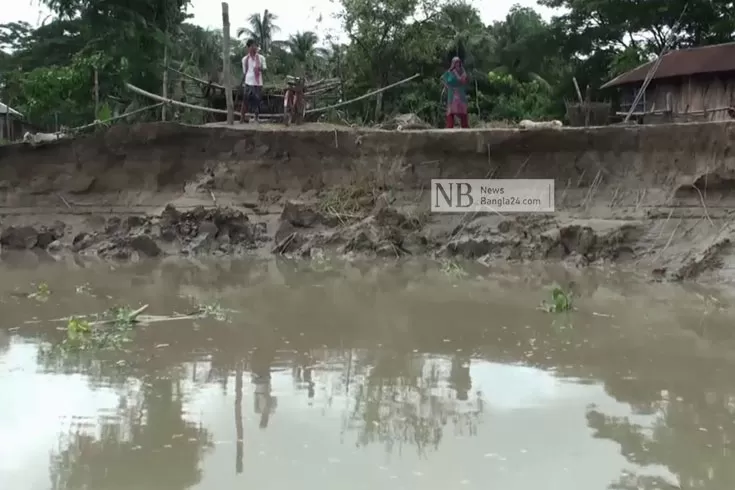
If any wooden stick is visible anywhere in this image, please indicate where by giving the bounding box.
[306,84,341,96]
[624,3,689,123]
[23,104,159,144]
[162,43,169,121]
[221,2,234,125]
[94,67,100,119]
[165,65,226,90]
[127,82,240,117]
[614,106,732,117]
[306,73,420,115]
[128,304,149,321]
[572,77,583,104]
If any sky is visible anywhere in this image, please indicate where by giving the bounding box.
[1,0,557,45]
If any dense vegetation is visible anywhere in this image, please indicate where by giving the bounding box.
[1,0,734,130]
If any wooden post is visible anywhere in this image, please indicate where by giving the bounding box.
[162,43,169,121]
[572,77,584,103]
[94,67,100,119]
[222,2,234,125]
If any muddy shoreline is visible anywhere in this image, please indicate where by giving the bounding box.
[1,121,734,282]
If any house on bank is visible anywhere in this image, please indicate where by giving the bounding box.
[601,42,735,122]
[0,101,25,141]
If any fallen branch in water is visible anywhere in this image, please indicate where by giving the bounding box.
[23,304,223,326]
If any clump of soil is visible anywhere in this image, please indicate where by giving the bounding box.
[442,216,646,266]
[0,222,66,250]
[0,205,267,259]
[272,199,431,258]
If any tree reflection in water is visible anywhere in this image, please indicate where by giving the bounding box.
[251,346,277,429]
[348,352,483,457]
[49,377,212,490]
[586,376,735,490]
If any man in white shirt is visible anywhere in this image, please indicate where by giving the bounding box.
[240,39,267,123]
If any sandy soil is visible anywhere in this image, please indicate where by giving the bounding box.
[1,120,734,282]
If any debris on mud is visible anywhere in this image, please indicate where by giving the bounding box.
[0,182,727,284]
[273,197,431,258]
[377,113,432,130]
[665,235,733,281]
[1,205,267,259]
[442,216,646,266]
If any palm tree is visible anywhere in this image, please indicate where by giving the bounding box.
[286,31,319,63]
[236,9,279,54]
[285,31,328,76]
[440,2,490,66]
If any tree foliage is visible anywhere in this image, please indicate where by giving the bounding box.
[1,0,734,130]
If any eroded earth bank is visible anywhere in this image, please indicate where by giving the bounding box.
[1,121,735,282]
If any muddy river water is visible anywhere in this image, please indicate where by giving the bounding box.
[1,256,735,490]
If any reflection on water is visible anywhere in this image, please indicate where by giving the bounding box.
[1,258,735,489]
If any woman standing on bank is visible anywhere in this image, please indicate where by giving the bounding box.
[441,56,469,128]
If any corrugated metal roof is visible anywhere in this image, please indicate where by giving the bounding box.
[0,102,23,118]
[601,42,735,89]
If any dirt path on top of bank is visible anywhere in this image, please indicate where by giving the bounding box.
[1,120,735,283]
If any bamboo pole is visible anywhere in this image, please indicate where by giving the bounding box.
[623,3,689,123]
[306,73,420,115]
[572,77,583,103]
[66,102,164,133]
[23,103,163,145]
[162,43,169,121]
[93,67,100,119]
[165,66,225,89]
[222,2,234,125]
[126,82,286,119]
[615,106,732,117]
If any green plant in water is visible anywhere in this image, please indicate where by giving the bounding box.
[541,284,575,313]
[28,282,51,301]
[66,316,90,338]
[107,305,139,327]
[62,304,145,351]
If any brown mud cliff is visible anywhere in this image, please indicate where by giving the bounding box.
[1,121,734,282]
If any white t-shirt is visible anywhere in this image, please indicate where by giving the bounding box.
[242,53,267,86]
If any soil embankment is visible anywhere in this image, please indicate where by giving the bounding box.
[1,121,734,281]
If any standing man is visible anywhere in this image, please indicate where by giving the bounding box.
[241,39,267,123]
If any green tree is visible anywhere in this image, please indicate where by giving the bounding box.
[282,31,330,77]
[237,9,279,54]
[487,6,555,85]
[1,0,192,128]
[338,0,444,120]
